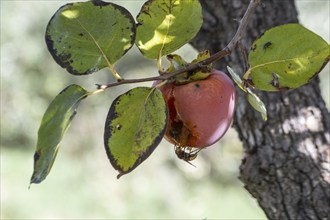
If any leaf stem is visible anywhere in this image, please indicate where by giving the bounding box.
[157,57,164,72]
[97,0,260,90]
[87,88,105,96]
[107,65,122,81]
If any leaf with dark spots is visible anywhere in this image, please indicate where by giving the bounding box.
[45,1,136,75]
[245,24,330,91]
[30,84,88,185]
[104,87,168,178]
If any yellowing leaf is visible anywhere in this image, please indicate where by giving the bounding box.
[104,87,168,178]
[135,0,202,59]
[244,24,330,91]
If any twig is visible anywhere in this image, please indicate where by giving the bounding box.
[96,75,167,90]
[97,0,261,90]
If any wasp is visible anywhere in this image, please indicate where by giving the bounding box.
[174,145,202,167]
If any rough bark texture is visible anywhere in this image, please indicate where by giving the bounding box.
[190,1,330,219]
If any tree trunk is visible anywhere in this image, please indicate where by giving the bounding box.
[190,1,330,219]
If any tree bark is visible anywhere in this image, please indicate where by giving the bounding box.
[190,1,330,219]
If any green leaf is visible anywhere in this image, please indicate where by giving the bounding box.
[46,1,136,75]
[135,0,202,59]
[104,87,168,178]
[191,50,212,65]
[246,88,267,121]
[30,85,88,185]
[244,23,330,91]
[165,52,211,85]
[167,54,187,70]
[227,66,246,92]
[227,66,267,121]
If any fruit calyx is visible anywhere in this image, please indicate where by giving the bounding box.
[165,51,213,85]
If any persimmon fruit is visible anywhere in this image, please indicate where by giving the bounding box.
[156,69,236,148]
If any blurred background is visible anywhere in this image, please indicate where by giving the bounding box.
[1,0,329,219]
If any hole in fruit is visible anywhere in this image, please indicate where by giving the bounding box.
[169,119,200,148]
[194,83,200,88]
[169,120,184,140]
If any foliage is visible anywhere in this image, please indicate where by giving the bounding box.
[244,23,330,91]
[135,0,202,60]
[30,85,88,184]
[104,87,167,178]
[30,0,330,184]
[45,1,136,78]
[227,66,267,121]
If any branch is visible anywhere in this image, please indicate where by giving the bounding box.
[96,75,167,90]
[97,0,261,90]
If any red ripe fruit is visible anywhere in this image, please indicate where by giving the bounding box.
[156,69,236,148]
